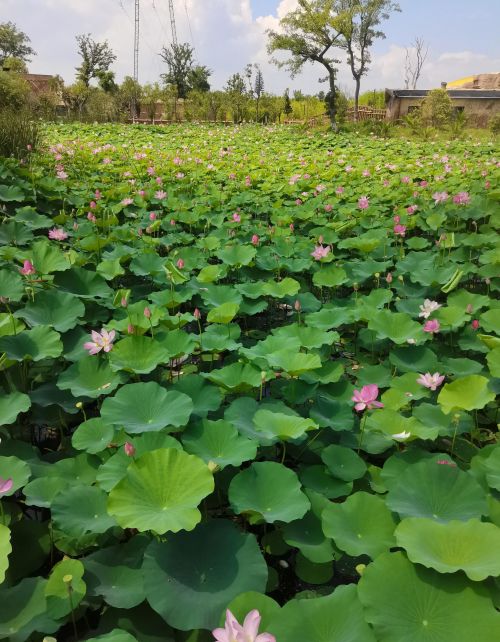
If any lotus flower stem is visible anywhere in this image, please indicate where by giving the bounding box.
[357,413,368,454]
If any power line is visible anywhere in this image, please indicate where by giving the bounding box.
[184,0,194,47]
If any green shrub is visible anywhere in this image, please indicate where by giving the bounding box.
[420,89,453,128]
[0,109,41,159]
[490,113,500,135]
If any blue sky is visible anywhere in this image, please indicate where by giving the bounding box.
[2,0,499,95]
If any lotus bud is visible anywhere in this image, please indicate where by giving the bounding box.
[261,371,267,382]
[294,299,301,311]
[193,308,201,320]
[176,258,185,269]
[472,319,479,330]
[386,273,393,284]
[121,297,128,308]
[144,307,151,319]
[127,324,135,334]
[124,442,136,457]
[466,304,473,314]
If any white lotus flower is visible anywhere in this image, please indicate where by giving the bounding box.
[391,431,411,441]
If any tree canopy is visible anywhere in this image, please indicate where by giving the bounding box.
[160,43,211,99]
[0,22,36,66]
[75,34,117,87]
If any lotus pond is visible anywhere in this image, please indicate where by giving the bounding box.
[0,122,499,642]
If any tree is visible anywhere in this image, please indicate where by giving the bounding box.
[142,83,163,122]
[2,56,28,74]
[188,65,211,93]
[0,70,29,109]
[161,43,190,99]
[224,73,249,123]
[75,34,116,87]
[283,88,293,119]
[267,0,347,129]
[0,22,36,66]
[118,76,142,120]
[404,36,428,89]
[337,0,400,118]
[254,65,264,121]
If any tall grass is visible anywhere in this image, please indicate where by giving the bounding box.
[0,109,42,160]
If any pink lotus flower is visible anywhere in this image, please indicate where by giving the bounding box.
[324,203,333,212]
[121,198,133,206]
[20,260,35,276]
[417,372,445,390]
[453,191,471,205]
[423,319,440,334]
[87,212,96,223]
[94,189,102,200]
[124,442,136,457]
[433,191,448,204]
[251,234,259,246]
[419,299,441,319]
[102,157,112,165]
[193,308,201,320]
[352,384,384,412]
[0,477,13,495]
[407,205,418,214]
[393,215,401,224]
[311,245,330,261]
[358,196,369,210]
[56,170,68,180]
[177,258,185,269]
[89,200,97,209]
[232,213,241,223]
[335,186,345,195]
[84,328,116,355]
[394,224,406,237]
[155,190,167,200]
[127,324,135,334]
[212,609,275,642]
[48,228,68,241]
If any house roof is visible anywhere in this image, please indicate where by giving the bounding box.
[385,89,500,100]
[23,73,57,94]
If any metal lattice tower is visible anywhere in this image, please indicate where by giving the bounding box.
[168,0,178,46]
[133,0,140,83]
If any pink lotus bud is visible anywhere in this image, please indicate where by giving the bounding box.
[325,204,333,212]
[121,297,128,308]
[294,299,301,311]
[27,144,32,151]
[193,308,201,320]
[472,319,479,330]
[124,442,136,457]
[137,228,143,237]
[87,212,96,223]
[176,258,184,269]
[251,234,259,246]
[289,223,294,232]
[149,212,157,221]
[127,324,135,334]
[318,235,324,244]
[170,219,176,226]
[466,304,473,314]
[90,200,97,209]
[393,215,400,223]
[73,222,79,231]
[386,273,393,284]
[20,260,36,276]
[143,307,151,319]
[232,212,241,223]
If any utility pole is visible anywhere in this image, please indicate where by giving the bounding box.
[168,0,178,46]
[132,0,140,121]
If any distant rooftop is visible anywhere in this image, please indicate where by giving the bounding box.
[385,88,500,100]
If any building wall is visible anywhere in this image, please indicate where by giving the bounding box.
[387,96,500,126]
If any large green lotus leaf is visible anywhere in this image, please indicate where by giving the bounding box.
[395,517,500,581]
[0,455,30,495]
[0,524,11,583]
[0,269,24,301]
[172,374,222,417]
[108,336,171,374]
[294,553,333,584]
[438,375,495,414]
[101,382,193,433]
[385,459,488,522]
[14,207,52,230]
[202,362,263,391]
[199,284,242,307]
[228,461,310,523]
[0,325,62,362]
[15,290,84,331]
[486,347,500,377]
[96,258,126,280]
[368,310,423,344]
[389,345,438,373]
[85,630,139,642]
[200,323,241,352]
[306,304,356,330]
[253,409,317,442]
[272,323,337,349]
[483,448,500,491]
[0,184,25,202]
[0,313,25,337]
[222,592,280,632]
[267,350,321,375]
[312,265,348,287]
[216,244,256,266]
[142,519,268,630]
[7,519,50,584]
[267,584,376,642]
[155,329,197,358]
[300,465,353,499]
[322,491,397,559]
[28,238,71,273]
[480,309,500,334]
[182,419,257,469]
[447,289,490,312]
[72,418,115,454]
[0,390,31,426]
[23,476,68,508]
[358,551,500,642]
[51,485,117,538]
[283,490,338,563]
[366,408,438,441]
[107,448,213,533]
[58,356,127,399]
[240,334,301,366]
[0,577,48,639]
[84,536,148,608]
[45,558,86,619]
[206,302,239,324]
[54,266,112,298]
[321,445,367,482]
[262,277,300,298]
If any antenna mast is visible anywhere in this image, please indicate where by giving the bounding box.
[132,0,140,121]
[168,0,178,45]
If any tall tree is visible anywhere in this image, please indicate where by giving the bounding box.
[337,0,400,118]
[160,43,196,99]
[188,65,211,93]
[254,65,265,121]
[404,36,428,89]
[267,0,346,129]
[75,34,116,87]
[283,88,293,119]
[0,22,36,66]
[224,73,249,123]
